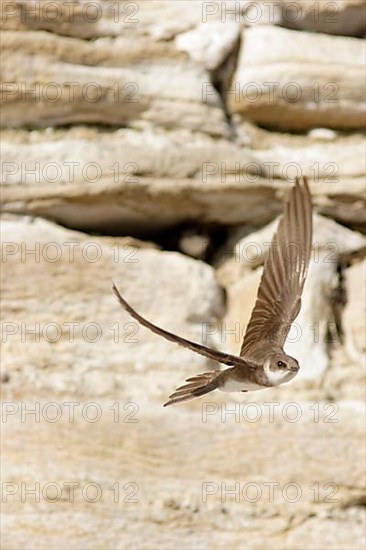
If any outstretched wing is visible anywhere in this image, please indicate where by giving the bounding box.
[240,177,313,358]
[113,284,248,368]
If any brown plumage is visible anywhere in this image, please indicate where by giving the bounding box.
[113,177,313,407]
[240,176,313,360]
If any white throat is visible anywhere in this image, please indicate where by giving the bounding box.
[263,360,296,386]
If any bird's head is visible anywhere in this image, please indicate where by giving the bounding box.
[263,353,300,386]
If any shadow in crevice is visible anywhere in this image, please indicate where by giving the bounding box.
[209,32,242,143]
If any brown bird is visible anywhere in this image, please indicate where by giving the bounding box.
[113,177,313,407]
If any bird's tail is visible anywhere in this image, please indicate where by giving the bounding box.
[163,371,220,407]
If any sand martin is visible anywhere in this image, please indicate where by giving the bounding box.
[113,177,313,406]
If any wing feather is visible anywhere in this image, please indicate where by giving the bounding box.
[113,284,248,368]
[240,177,312,358]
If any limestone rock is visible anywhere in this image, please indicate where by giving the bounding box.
[2,393,365,549]
[1,1,245,39]
[216,213,366,276]
[175,22,240,71]
[2,218,365,549]
[215,215,366,382]
[314,253,365,401]
[249,131,366,183]
[1,127,365,234]
[228,25,365,130]
[1,214,225,396]
[1,4,365,549]
[343,259,366,360]
[278,0,366,37]
[0,30,227,135]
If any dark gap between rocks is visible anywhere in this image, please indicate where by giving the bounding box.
[67,219,232,265]
[209,32,242,143]
[152,222,230,264]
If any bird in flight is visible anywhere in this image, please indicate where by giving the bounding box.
[113,177,312,407]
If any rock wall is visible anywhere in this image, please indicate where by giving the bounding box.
[1,2,365,549]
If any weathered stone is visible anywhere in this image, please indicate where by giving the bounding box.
[215,214,366,382]
[1,214,225,395]
[278,0,366,38]
[0,1,245,39]
[1,4,365,548]
[239,0,364,35]
[228,25,365,130]
[176,21,240,71]
[10,1,364,41]
[0,30,227,135]
[1,127,365,234]
[343,259,366,361]
[242,126,366,183]
[178,227,212,259]
[2,392,365,549]
[2,217,365,549]
[216,213,366,275]
[0,0,200,37]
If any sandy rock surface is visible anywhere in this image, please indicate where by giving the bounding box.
[1,2,365,549]
[228,25,365,130]
[2,127,365,233]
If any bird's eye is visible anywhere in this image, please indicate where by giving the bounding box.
[277,361,284,367]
